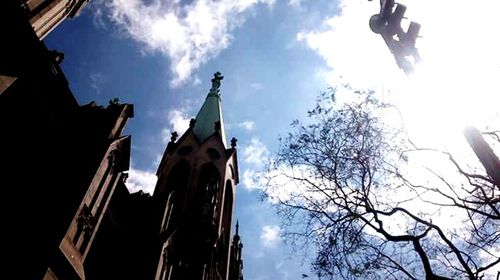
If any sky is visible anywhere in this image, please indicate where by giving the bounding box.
[44,0,500,279]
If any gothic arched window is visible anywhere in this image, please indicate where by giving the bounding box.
[162,161,190,235]
[197,163,220,228]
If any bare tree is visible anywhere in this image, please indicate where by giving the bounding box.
[261,88,500,280]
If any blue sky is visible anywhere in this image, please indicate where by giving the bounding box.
[44,0,500,279]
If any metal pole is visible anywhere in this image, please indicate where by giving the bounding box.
[463,126,500,188]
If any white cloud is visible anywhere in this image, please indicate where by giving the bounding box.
[239,120,255,131]
[260,225,281,248]
[91,4,106,29]
[261,163,321,204]
[250,82,264,91]
[168,109,191,134]
[89,72,105,95]
[243,169,259,190]
[288,0,302,9]
[102,0,275,87]
[243,138,269,166]
[192,75,202,86]
[125,167,158,194]
[241,138,270,190]
[153,153,163,168]
[160,108,192,145]
[296,1,401,89]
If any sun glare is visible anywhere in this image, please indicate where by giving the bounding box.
[385,0,500,153]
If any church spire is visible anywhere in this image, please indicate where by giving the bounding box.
[154,71,240,280]
[233,220,241,243]
[192,72,227,147]
[229,221,244,280]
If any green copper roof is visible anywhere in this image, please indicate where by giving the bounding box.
[192,72,227,147]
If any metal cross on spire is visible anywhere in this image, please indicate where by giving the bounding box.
[210,71,224,93]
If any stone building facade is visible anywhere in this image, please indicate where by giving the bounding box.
[20,0,90,39]
[1,1,244,279]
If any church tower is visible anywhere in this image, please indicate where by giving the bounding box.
[228,221,244,280]
[154,72,240,280]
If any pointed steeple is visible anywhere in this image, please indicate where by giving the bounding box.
[233,220,240,242]
[192,72,227,147]
[229,220,244,280]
